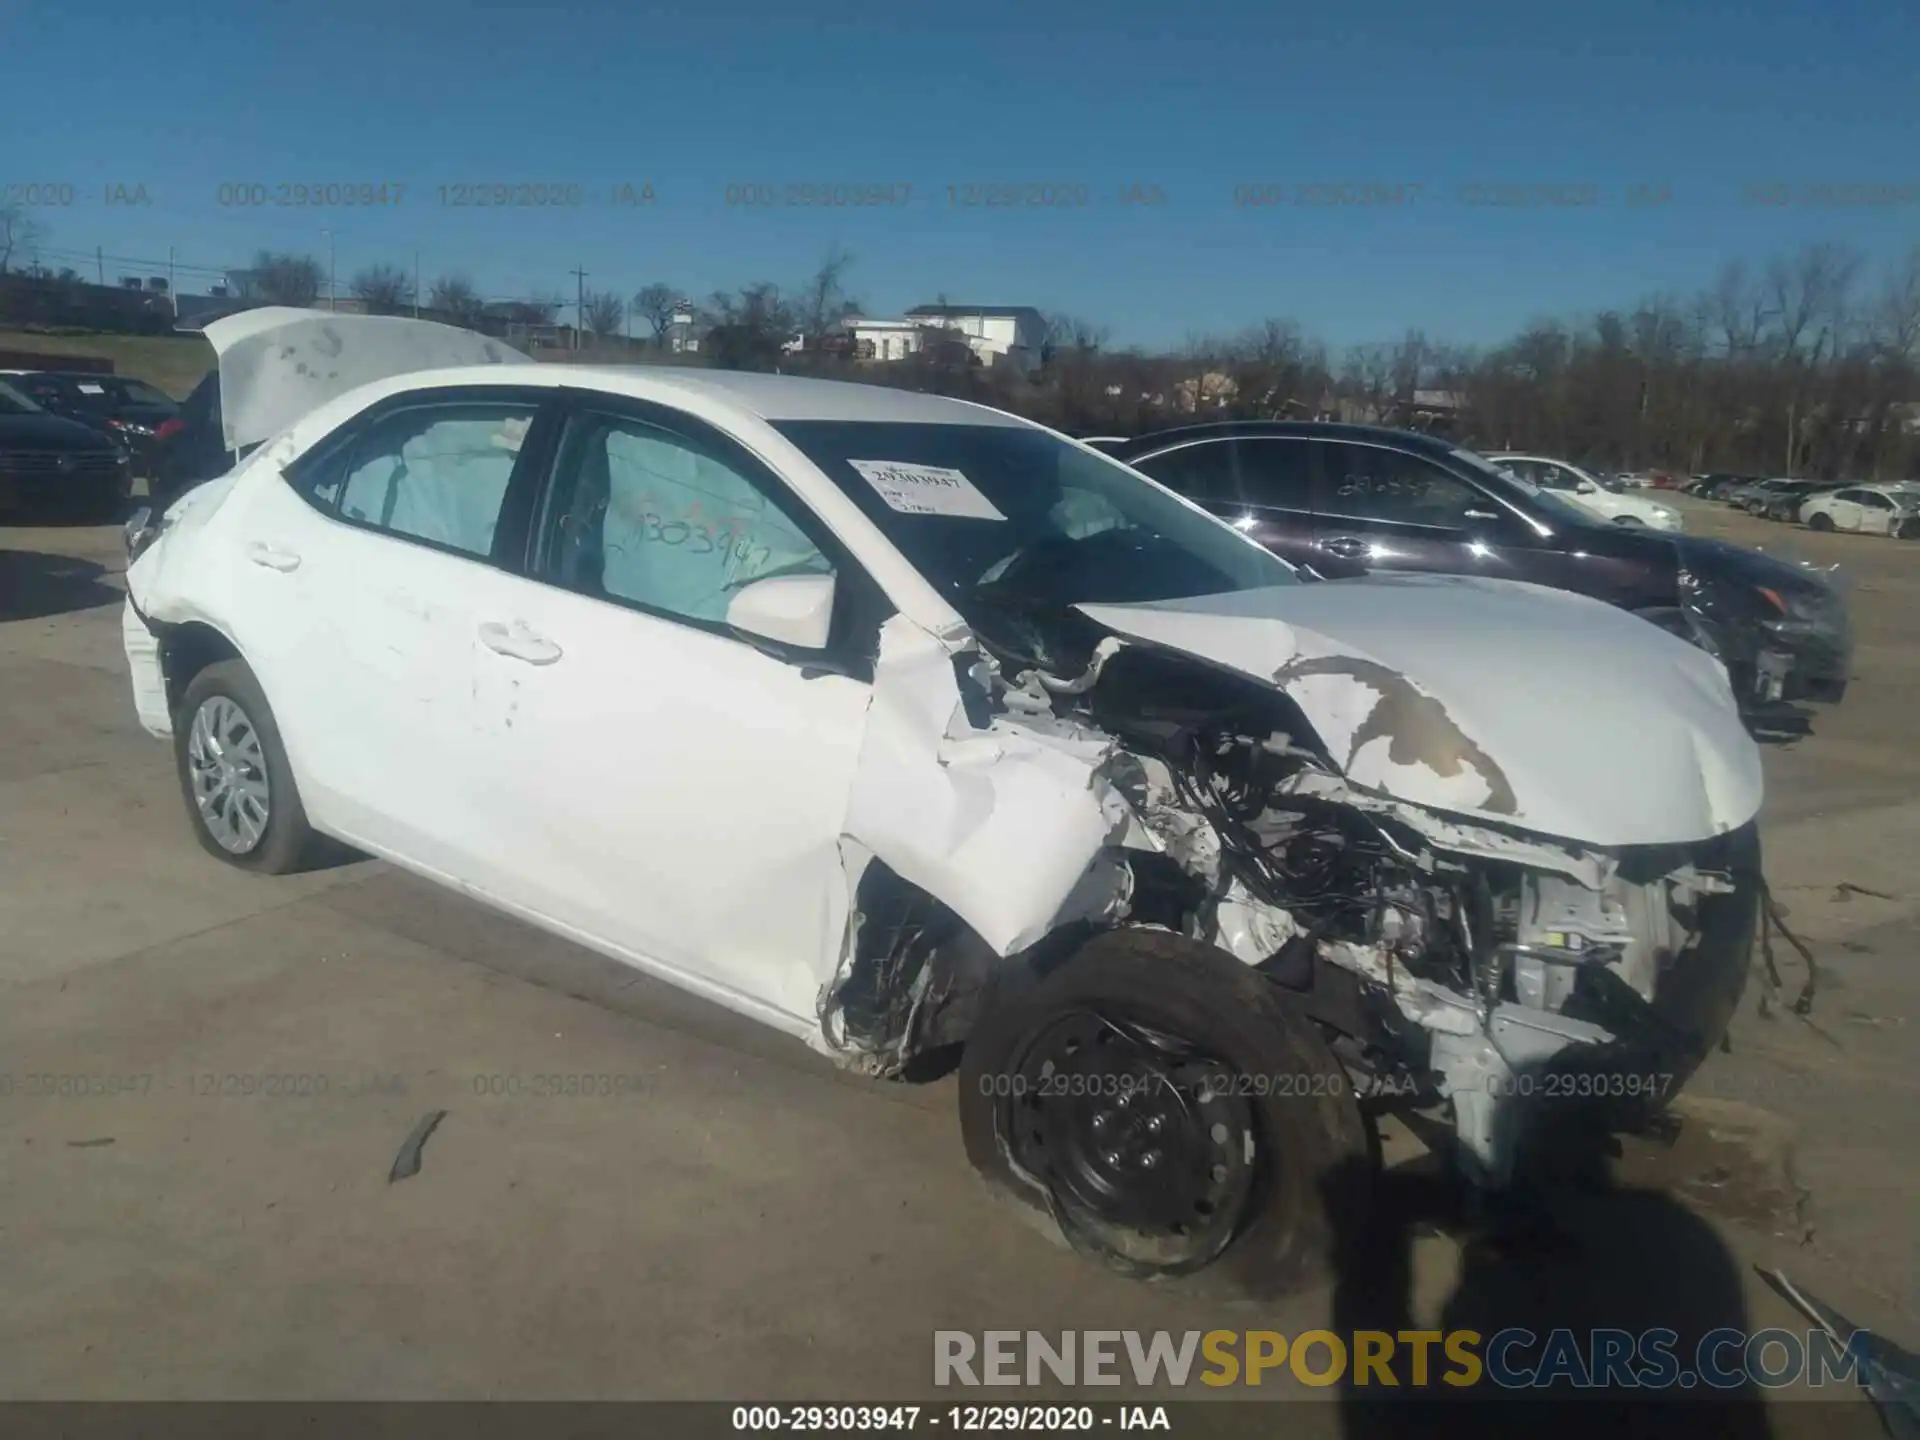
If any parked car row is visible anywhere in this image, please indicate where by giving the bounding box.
[1686,471,1920,539]
[121,308,1782,1297]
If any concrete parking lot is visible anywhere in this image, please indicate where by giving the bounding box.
[0,494,1912,1426]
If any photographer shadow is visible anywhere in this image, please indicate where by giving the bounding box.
[1326,1096,1776,1440]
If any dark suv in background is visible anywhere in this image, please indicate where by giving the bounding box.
[1094,422,1853,722]
[149,369,245,510]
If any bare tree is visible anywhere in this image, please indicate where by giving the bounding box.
[632,283,682,346]
[1767,242,1861,364]
[702,283,794,371]
[581,288,626,338]
[349,263,415,315]
[0,202,45,274]
[236,251,324,306]
[1227,318,1327,418]
[794,246,861,342]
[1870,243,1920,362]
[428,273,485,326]
[1705,260,1774,358]
[1340,343,1399,424]
[1041,312,1109,361]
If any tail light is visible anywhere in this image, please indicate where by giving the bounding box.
[155,417,185,442]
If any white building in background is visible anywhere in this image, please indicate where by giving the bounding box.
[905,304,1046,371]
[841,305,1047,369]
[845,318,928,362]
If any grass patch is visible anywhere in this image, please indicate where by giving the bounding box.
[0,330,213,399]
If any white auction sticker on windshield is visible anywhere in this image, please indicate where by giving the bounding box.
[848,459,1007,521]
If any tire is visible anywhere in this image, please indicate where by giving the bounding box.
[1613,514,1647,526]
[172,659,316,874]
[958,929,1370,1298]
[1807,512,1834,532]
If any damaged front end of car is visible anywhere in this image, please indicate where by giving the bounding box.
[815,595,1764,1192]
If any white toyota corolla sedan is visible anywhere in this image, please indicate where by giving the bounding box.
[123,309,1768,1294]
[1485,454,1684,531]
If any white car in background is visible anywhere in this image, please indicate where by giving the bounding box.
[1486,455,1684,531]
[120,309,1768,1296]
[1799,483,1920,538]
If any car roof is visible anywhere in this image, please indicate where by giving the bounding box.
[335,362,1034,429]
[567,366,1031,427]
[1108,419,1460,455]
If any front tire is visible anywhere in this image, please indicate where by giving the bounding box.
[1613,514,1647,526]
[173,659,316,873]
[959,929,1370,1298]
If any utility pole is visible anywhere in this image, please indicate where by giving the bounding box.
[569,265,587,350]
[322,229,336,310]
[96,245,105,283]
[168,246,176,319]
[413,251,421,318]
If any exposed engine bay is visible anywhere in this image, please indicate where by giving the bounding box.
[822,618,1761,1189]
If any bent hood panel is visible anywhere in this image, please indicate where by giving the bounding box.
[203,307,524,453]
[1078,573,1764,849]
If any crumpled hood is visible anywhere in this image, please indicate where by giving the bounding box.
[1078,572,1763,849]
[202,307,524,453]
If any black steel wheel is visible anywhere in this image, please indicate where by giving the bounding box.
[960,928,1369,1297]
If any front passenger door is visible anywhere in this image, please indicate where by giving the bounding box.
[460,399,883,1023]
[1311,440,1520,578]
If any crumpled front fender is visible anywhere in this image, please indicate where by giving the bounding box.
[839,617,1130,957]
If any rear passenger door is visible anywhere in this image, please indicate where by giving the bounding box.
[1126,437,1322,570]
[244,388,557,867]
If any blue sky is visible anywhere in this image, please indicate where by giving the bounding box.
[2,0,1914,350]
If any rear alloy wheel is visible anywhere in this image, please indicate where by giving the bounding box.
[959,929,1370,1297]
[1808,512,1835,532]
[173,659,316,873]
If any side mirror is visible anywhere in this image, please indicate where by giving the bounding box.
[726,572,837,651]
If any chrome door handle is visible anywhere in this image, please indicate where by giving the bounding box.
[245,541,301,572]
[1462,508,1501,522]
[478,621,563,666]
[1322,535,1368,558]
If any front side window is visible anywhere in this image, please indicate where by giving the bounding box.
[1448,445,1599,529]
[334,402,537,558]
[1857,491,1894,511]
[540,413,832,629]
[1319,443,1485,527]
